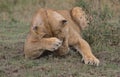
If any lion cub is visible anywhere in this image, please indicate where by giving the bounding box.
[24,7,100,66]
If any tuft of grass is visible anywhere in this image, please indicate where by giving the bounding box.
[76,0,90,12]
[0,0,13,12]
[76,0,120,53]
[99,4,113,20]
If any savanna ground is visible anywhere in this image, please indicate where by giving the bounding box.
[0,0,120,77]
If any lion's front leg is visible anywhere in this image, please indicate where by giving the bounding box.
[54,28,70,56]
[57,44,69,56]
[24,50,44,59]
[24,37,62,59]
[75,38,100,66]
[56,38,69,56]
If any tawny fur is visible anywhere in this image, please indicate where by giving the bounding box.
[24,7,100,66]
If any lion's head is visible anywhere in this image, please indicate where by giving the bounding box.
[30,9,67,37]
[71,7,89,30]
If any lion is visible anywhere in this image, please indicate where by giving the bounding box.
[24,7,100,66]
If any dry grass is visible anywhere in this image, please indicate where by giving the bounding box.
[0,0,120,77]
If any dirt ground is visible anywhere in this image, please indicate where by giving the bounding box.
[0,42,120,77]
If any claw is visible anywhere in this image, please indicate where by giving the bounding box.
[82,57,100,66]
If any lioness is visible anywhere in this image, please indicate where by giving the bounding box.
[24,7,100,66]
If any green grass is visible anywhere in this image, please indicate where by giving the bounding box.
[0,0,120,77]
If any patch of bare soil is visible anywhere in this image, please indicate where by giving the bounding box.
[97,51,120,65]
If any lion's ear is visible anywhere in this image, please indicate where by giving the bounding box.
[32,26,38,31]
[32,26,39,34]
[33,26,38,30]
[61,20,67,25]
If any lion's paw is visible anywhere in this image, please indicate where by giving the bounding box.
[82,55,100,66]
[47,38,62,51]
